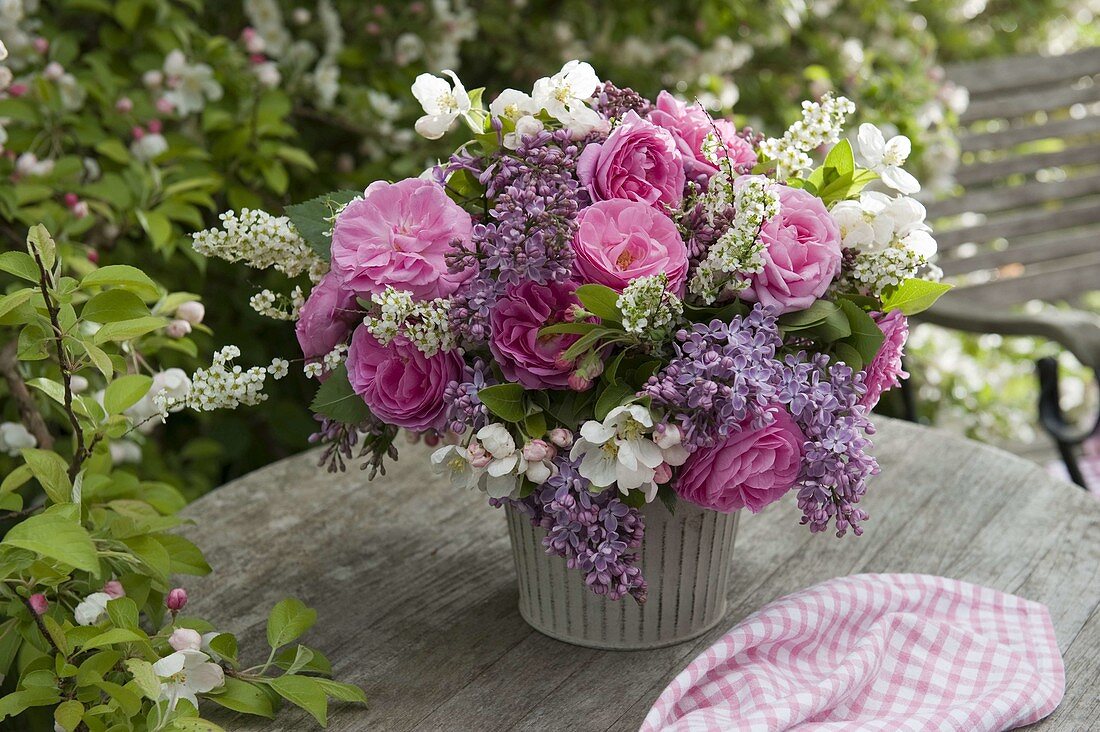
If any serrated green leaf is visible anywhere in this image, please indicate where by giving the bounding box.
[0,688,61,721]
[53,699,83,732]
[155,534,212,576]
[824,138,855,176]
[136,209,173,249]
[81,627,146,650]
[313,678,368,704]
[207,632,238,662]
[285,190,360,259]
[836,298,885,366]
[476,383,526,423]
[0,288,34,320]
[309,364,371,424]
[560,327,613,361]
[106,597,139,630]
[267,598,317,649]
[103,374,153,415]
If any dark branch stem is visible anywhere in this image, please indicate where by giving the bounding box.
[0,340,55,451]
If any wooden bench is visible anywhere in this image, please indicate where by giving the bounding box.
[916,46,1100,486]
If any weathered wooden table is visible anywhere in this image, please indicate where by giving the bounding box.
[183,418,1100,730]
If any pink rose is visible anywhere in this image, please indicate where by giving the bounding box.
[490,280,582,389]
[577,111,685,210]
[331,178,473,300]
[296,271,361,363]
[742,182,842,314]
[648,91,757,184]
[572,199,688,294]
[346,326,463,431]
[859,310,909,409]
[675,407,805,513]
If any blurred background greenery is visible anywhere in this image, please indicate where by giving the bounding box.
[1,0,1098,496]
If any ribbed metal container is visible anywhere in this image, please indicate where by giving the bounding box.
[506,500,739,650]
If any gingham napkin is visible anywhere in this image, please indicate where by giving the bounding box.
[642,574,1064,732]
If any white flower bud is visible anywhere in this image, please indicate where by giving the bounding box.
[166,319,192,338]
[175,300,205,325]
[70,374,89,394]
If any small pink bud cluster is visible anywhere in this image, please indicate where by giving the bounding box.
[63,192,89,219]
[548,428,573,449]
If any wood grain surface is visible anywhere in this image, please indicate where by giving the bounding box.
[181,418,1100,731]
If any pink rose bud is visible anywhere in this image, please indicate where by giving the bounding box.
[522,439,551,462]
[131,126,145,140]
[63,192,79,208]
[165,319,192,338]
[568,373,592,391]
[165,587,188,612]
[28,593,48,616]
[8,83,28,97]
[168,627,202,652]
[33,37,49,54]
[147,119,163,134]
[548,428,573,449]
[653,462,673,485]
[175,300,204,325]
[103,580,125,599]
[115,96,133,113]
[155,97,174,115]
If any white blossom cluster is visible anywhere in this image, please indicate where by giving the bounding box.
[192,209,326,282]
[362,286,455,356]
[154,346,278,416]
[759,93,855,179]
[831,191,939,296]
[432,423,566,499]
[248,286,304,320]
[322,343,347,372]
[617,274,684,339]
[690,176,780,303]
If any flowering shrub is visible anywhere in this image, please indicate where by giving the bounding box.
[0,225,363,728]
[191,60,950,603]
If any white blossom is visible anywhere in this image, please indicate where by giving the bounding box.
[411,69,470,140]
[570,406,686,502]
[249,287,303,320]
[267,358,289,380]
[157,347,269,414]
[131,132,168,161]
[856,123,920,194]
[162,50,223,116]
[244,0,292,57]
[74,592,112,626]
[193,209,325,281]
[531,60,600,126]
[15,152,54,177]
[430,444,481,491]
[363,286,455,356]
[304,362,323,379]
[617,274,683,338]
[475,423,521,498]
[759,93,855,179]
[153,649,224,711]
[0,421,36,456]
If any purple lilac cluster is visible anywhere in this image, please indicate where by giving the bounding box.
[310,415,399,478]
[678,198,737,265]
[442,358,495,435]
[446,129,585,343]
[593,81,652,120]
[644,304,879,536]
[511,459,647,602]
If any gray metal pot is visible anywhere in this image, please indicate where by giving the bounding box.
[505,499,739,650]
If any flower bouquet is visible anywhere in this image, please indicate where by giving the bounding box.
[194,61,947,648]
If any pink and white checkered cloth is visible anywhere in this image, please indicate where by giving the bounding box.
[642,574,1064,732]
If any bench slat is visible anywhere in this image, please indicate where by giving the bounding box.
[956,145,1100,186]
[928,172,1100,218]
[948,47,1100,97]
[935,195,1100,250]
[946,253,1100,307]
[938,225,1100,276]
[960,115,1100,153]
[961,82,1100,124]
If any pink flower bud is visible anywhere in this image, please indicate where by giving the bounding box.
[147,119,163,134]
[71,200,89,219]
[87,250,100,264]
[168,627,202,652]
[466,441,491,469]
[568,373,592,391]
[165,587,187,612]
[653,462,673,485]
[364,22,381,35]
[423,432,441,447]
[522,439,551,462]
[249,53,266,65]
[28,594,48,616]
[241,27,257,42]
[115,96,133,113]
[131,126,145,140]
[175,300,205,325]
[63,192,79,208]
[42,62,64,81]
[165,319,192,338]
[103,580,125,599]
[33,37,49,54]
[8,83,28,97]
[155,97,174,115]
[548,428,573,449]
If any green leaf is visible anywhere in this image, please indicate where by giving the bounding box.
[207,632,238,662]
[560,327,613,361]
[778,300,842,330]
[537,322,602,336]
[574,284,622,323]
[136,209,173,249]
[880,279,953,315]
[267,675,328,726]
[166,720,227,732]
[824,138,855,176]
[800,304,852,342]
[82,289,149,323]
[836,298,885,366]
[285,190,360,259]
[594,382,636,421]
[281,645,315,675]
[26,224,56,272]
[0,289,34,321]
[309,364,371,424]
[94,138,130,164]
[93,316,169,344]
[0,688,61,721]
[20,448,72,505]
[0,464,32,495]
[832,342,864,371]
[81,265,161,301]
[275,645,331,675]
[106,597,139,630]
[82,341,114,378]
[476,383,526,423]
[266,598,317,649]
[103,374,153,415]
[156,534,212,576]
[313,678,368,704]
[3,505,98,572]
[53,699,84,732]
[81,627,147,650]
[123,658,160,700]
[0,251,39,282]
[208,677,274,718]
